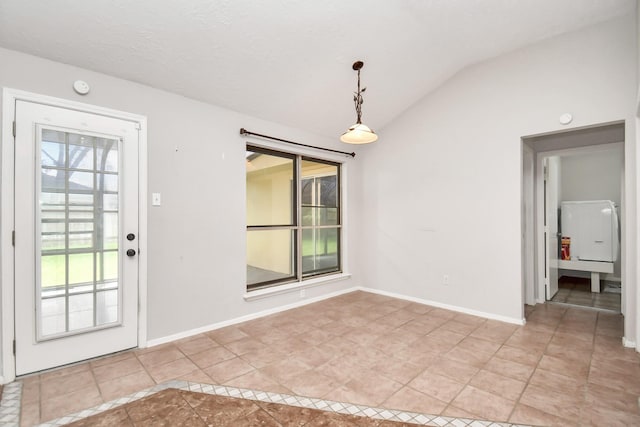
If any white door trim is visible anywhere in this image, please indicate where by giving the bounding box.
[1,88,148,383]
[521,142,535,306]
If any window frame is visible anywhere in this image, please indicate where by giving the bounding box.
[299,160,342,279]
[246,144,342,292]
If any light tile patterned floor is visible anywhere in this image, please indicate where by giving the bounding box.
[9,290,640,426]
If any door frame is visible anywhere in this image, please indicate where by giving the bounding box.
[532,142,624,306]
[521,143,535,306]
[1,88,148,383]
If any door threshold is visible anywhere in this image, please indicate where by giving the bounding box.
[15,347,137,380]
[547,300,620,314]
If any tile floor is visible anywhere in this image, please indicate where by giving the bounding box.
[551,276,621,312]
[15,290,640,426]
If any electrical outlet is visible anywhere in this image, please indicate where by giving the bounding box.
[300,289,306,298]
[443,274,450,286]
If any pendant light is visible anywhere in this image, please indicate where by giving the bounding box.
[340,61,378,144]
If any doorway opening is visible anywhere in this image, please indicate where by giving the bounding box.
[522,122,625,315]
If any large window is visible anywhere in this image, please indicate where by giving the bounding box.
[246,145,341,290]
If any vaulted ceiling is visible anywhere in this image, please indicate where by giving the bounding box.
[0,0,634,139]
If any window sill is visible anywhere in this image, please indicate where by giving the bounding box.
[243,273,352,302]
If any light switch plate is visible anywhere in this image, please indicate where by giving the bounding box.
[152,193,161,206]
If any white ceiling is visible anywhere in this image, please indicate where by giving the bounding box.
[0,0,634,139]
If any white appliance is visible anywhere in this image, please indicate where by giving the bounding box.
[560,200,619,262]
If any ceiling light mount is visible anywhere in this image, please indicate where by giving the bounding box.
[341,60,378,144]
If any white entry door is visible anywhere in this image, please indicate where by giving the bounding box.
[14,100,139,375]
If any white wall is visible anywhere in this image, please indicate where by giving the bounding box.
[358,15,637,328]
[0,47,363,378]
[560,148,623,279]
[561,149,623,206]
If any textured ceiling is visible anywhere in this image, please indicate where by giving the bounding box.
[0,0,634,139]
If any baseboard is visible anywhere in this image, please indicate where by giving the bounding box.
[622,337,636,349]
[148,285,529,348]
[361,288,526,325]
[146,286,360,348]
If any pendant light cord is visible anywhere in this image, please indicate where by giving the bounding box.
[354,68,363,124]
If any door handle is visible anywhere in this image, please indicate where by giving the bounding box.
[126,249,136,257]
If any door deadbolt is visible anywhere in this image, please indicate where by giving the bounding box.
[127,233,136,241]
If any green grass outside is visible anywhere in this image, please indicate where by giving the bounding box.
[302,234,338,257]
[41,234,337,287]
[41,251,118,288]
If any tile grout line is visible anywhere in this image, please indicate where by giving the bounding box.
[578,310,600,424]
[525,310,561,412]
[86,360,102,413]
[530,305,601,425]
[505,304,564,425]
[436,318,489,420]
[36,376,42,426]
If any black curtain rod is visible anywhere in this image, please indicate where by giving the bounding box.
[239,128,356,158]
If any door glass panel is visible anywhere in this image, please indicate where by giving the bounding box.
[103,194,118,210]
[42,169,66,190]
[41,255,65,288]
[68,253,94,284]
[101,251,118,280]
[69,221,93,232]
[69,192,94,206]
[68,134,94,170]
[69,211,94,219]
[103,213,118,249]
[38,128,121,339]
[68,294,93,330]
[98,173,118,192]
[41,231,65,250]
[97,139,118,172]
[40,297,66,336]
[42,222,65,233]
[69,171,94,191]
[41,191,65,207]
[97,290,119,325]
[41,130,66,167]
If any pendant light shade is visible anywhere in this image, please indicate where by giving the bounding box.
[341,61,377,144]
[340,123,378,144]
